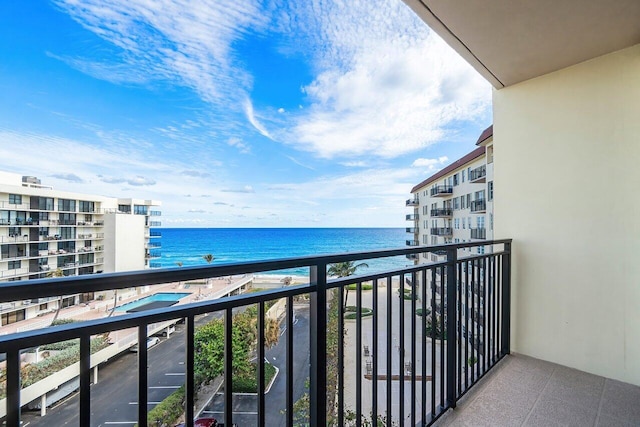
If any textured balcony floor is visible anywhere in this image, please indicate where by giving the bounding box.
[435,353,640,427]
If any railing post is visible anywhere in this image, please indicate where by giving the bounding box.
[445,247,458,408]
[309,263,327,427]
[501,242,512,355]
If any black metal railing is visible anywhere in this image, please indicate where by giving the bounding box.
[406,227,419,233]
[470,200,486,212]
[469,166,486,182]
[430,227,453,236]
[0,240,511,427]
[406,214,419,221]
[471,228,486,239]
[430,186,453,197]
[431,208,453,217]
[406,239,419,246]
[406,199,419,207]
[149,231,161,237]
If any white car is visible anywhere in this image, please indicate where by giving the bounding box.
[130,336,160,352]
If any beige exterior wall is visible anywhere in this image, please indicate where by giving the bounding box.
[493,44,640,385]
[104,213,146,272]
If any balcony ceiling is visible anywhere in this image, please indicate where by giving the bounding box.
[404,0,640,88]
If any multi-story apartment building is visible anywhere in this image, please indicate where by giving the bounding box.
[406,125,494,263]
[0,171,161,325]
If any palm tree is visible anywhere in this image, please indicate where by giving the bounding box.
[46,268,65,325]
[327,261,369,309]
[202,254,214,287]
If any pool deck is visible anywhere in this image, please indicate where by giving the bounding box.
[0,274,292,337]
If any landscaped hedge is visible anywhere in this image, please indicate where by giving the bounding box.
[344,307,373,319]
[145,385,185,427]
[345,283,373,291]
[233,361,277,393]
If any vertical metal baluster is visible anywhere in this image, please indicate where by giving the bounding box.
[356,281,362,427]
[483,257,488,374]
[492,255,497,364]
[430,267,436,418]
[497,255,502,357]
[410,271,417,426]
[502,242,512,356]
[445,247,458,410]
[186,316,195,427]
[138,325,148,427]
[79,334,91,426]
[224,308,233,427]
[457,261,462,397]
[421,268,427,424]
[372,277,378,426]
[309,264,327,427]
[258,302,266,426]
[464,260,469,391]
[473,259,478,382]
[439,266,445,410]
[386,275,392,424]
[338,284,344,427]
[286,296,294,427]
[399,273,405,424]
[6,348,20,426]
[487,257,493,369]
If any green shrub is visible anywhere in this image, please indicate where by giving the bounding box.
[416,308,431,317]
[345,283,373,291]
[50,318,77,326]
[344,308,373,319]
[232,361,277,393]
[146,385,185,427]
[41,339,79,351]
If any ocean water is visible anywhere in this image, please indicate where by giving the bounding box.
[158,228,410,276]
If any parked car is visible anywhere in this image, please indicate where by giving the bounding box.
[129,336,160,352]
[175,417,219,427]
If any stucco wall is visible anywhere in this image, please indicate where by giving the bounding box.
[493,44,640,384]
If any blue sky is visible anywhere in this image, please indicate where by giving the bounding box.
[0,0,492,227]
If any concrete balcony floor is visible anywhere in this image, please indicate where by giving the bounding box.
[435,354,640,427]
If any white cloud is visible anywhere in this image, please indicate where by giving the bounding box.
[277,108,285,113]
[243,98,272,139]
[412,157,448,167]
[274,0,491,159]
[227,137,251,154]
[221,185,255,193]
[50,173,84,183]
[286,155,315,171]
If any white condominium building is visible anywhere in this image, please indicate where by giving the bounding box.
[406,125,494,263]
[0,171,161,325]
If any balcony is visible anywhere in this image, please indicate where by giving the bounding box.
[470,199,486,213]
[405,227,418,233]
[430,227,453,236]
[146,251,162,259]
[149,231,162,238]
[430,208,453,217]
[406,239,419,246]
[406,253,418,260]
[469,165,487,183]
[470,228,486,239]
[430,186,453,197]
[406,214,419,221]
[150,210,162,216]
[405,198,419,207]
[0,241,512,426]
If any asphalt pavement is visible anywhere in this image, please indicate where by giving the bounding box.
[19,306,310,427]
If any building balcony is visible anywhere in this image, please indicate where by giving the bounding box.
[430,227,453,236]
[406,253,418,260]
[405,227,419,233]
[406,198,419,207]
[406,239,419,246]
[470,200,486,213]
[430,208,453,217]
[469,165,487,183]
[145,251,162,259]
[0,240,514,426]
[146,242,162,248]
[406,214,419,221]
[149,231,162,238]
[150,210,162,216]
[430,186,453,197]
[470,228,486,239]
[149,221,162,227]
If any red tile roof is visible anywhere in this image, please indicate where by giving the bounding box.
[410,146,485,193]
[475,125,493,145]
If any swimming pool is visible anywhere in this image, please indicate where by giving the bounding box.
[116,292,190,312]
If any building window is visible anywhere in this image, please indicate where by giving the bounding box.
[490,213,494,231]
[39,197,54,211]
[39,303,48,311]
[466,194,471,207]
[59,227,75,240]
[2,310,25,326]
[134,205,148,215]
[8,227,21,237]
[453,198,460,210]
[488,181,494,201]
[453,173,459,186]
[454,218,460,229]
[462,218,466,229]
[8,194,21,204]
[118,204,131,213]
[58,199,76,212]
[8,260,21,269]
[39,227,49,236]
[79,201,95,213]
[462,170,465,182]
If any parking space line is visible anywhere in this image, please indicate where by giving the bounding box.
[149,385,181,389]
[128,401,162,405]
[165,372,185,376]
[203,410,259,415]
